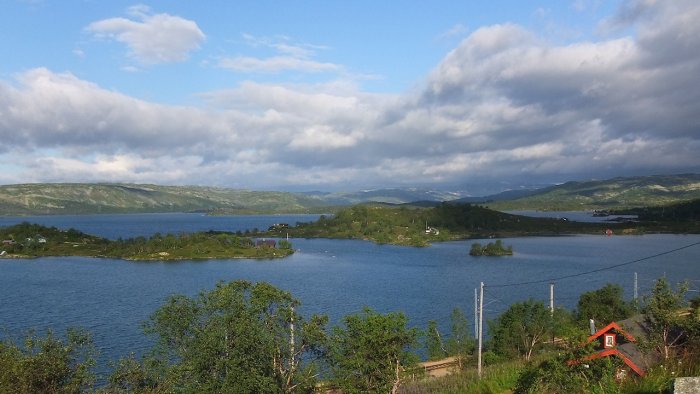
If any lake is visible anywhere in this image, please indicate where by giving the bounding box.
[1,213,699,379]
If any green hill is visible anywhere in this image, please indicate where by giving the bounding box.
[277,203,609,246]
[485,174,700,211]
[0,184,469,216]
[0,183,329,215]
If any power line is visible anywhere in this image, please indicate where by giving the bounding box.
[486,240,700,289]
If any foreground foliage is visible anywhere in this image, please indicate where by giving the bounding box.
[328,308,419,394]
[116,280,327,393]
[3,278,700,393]
[576,283,636,325]
[0,329,96,394]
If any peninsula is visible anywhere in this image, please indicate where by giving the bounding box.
[0,222,292,261]
[266,199,700,247]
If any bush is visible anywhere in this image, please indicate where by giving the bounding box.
[0,328,96,394]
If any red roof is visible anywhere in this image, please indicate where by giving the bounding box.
[587,322,636,344]
[574,348,646,376]
[569,321,646,377]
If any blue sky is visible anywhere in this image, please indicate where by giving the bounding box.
[1,0,698,194]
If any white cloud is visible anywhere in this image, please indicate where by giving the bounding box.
[219,56,341,73]
[85,7,205,64]
[219,34,341,74]
[1,0,699,191]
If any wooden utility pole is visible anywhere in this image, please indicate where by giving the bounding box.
[477,281,484,378]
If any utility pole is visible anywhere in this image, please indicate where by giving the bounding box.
[478,281,484,378]
[474,287,478,338]
[290,304,295,373]
[550,283,555,315]
[634,272,638,301]
[550,282,555,344]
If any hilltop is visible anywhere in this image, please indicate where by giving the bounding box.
[481,174,700,211]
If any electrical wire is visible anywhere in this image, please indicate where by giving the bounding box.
[485,240,700,289]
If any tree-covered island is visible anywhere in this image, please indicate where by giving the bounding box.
[0,222,292,260]
[469,239,513,256]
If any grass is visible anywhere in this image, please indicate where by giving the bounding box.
[398,350,700,394]
[400,359,526,394]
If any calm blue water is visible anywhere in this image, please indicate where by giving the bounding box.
[0,213,323,240]
[1,213,699,379]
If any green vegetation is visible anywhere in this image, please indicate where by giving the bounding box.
[469,240,513,256]
[616,197,700,221]
[487,173,700,211]
[2,278,700,393]
[0,328,96,394]
[424,320,446,361]
[328,308,419,394]
[279,203,614,246]
[272,195,700,246]
[423,307,476,366]
[487,299,572,362]
[0,222,292,260]
[642,278,693,360]
[130,281,327,393]
[575,283,636,325]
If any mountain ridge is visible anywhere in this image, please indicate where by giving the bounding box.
[1,173,699,215]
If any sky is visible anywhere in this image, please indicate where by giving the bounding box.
[0,0,698,194]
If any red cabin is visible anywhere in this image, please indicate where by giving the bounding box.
[570,321,646,377]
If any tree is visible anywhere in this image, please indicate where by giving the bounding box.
[470,243,484,256]
[643,277,691,360]
[488,299,554,361]
[424,320,446,361]
[141,280,327,393]
[445,307,474,369]
[0,328,96,394]
[107,354,171,394]
[327,307,418,394]
[576,283,635,325]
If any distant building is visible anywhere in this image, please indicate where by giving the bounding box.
[268,223,289,231]
[256,239,277,248]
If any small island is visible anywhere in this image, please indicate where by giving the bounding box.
[469,240,513,256]
[0,222,293,261]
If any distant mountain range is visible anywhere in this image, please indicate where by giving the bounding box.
[0,184,327,215]
[0,174,698,215]
[482,173,700,211]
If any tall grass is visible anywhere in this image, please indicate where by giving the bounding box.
[399,359,525,394]
[399,350,700,394]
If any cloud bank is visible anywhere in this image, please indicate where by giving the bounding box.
[1,0,699,192]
